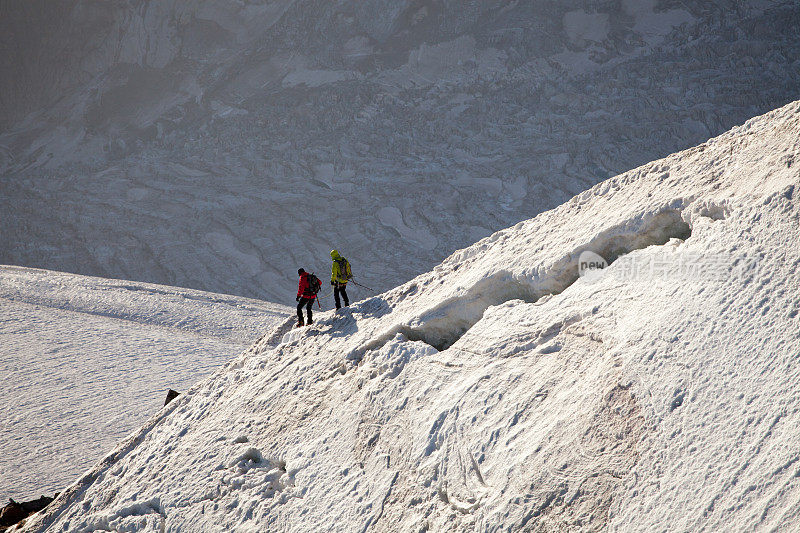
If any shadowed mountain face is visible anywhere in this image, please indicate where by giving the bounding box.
[1,0,799,302]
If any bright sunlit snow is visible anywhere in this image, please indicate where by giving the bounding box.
[0,267,289,504]
[16,101,800,532]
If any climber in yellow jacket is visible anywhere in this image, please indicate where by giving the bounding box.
[330,249,352,309]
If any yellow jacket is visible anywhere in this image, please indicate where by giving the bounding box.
[330,250,351,284]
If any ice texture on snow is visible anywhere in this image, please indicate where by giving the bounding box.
[563,10,611,46]
[1,1,799,303]
[16,101,800,532]
[622,0,695,47]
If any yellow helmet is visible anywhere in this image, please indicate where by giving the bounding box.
[330,249,340,259]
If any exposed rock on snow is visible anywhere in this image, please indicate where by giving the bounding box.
[17,101,800,531]
[164,390,181,406]
[0,496,55,531]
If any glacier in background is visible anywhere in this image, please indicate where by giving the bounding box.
[1,0,799,302]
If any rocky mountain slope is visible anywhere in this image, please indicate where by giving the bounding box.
[2,1,799,302]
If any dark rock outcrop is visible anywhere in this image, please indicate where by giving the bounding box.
[164,389,180,406]
[0,494,56,530]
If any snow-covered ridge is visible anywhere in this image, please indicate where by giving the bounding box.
[2,1,799,303]
[16,100,800,531]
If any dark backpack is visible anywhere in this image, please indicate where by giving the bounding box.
[307,273,322,295]
[336,258,352,281]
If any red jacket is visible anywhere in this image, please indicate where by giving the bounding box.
[297,272,316,300]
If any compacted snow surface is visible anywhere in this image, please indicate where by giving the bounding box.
[0,268,289,504]
[13,102,800,531]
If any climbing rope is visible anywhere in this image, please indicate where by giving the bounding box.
[349,278,374,292]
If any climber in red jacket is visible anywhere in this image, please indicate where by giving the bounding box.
[296,268,320,327]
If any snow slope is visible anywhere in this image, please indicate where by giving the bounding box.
[15,101,800,531]
[0,266,289,504]
[2,1,799,302]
